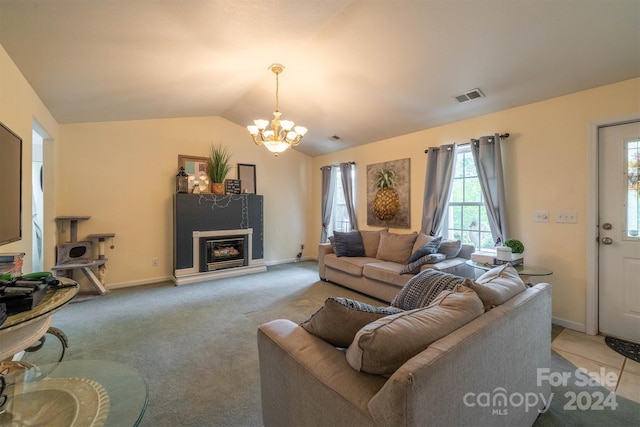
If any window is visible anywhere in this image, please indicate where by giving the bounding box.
[328,169,354,234]
[443,145,493,250]
[627,139,639,238]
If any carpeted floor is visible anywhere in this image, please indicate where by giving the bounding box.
[21,261,640,426]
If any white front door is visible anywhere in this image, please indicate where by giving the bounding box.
[598,121,640,343]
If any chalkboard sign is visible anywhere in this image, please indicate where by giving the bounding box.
[225,179,241,194]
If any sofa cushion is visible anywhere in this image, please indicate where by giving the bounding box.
[400,253,446,275]
[363,262,414,288]
[333,231,365,257]
[465,264,527,311]
[438,239,462,259]
[407,236,442,264]
[376,231,418,264]
[324,254,371,277]
[359,229,387,258]
[300,297,402,348]
[346,285,484,374]
[390,269,467,310]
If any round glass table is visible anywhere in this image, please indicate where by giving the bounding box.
[0,279,78,361]
[0,359,148,426]
[465,260,552,284]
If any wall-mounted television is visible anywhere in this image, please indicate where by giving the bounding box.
[0,122,22,246]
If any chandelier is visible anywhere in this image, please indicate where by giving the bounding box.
[247,64,307,156]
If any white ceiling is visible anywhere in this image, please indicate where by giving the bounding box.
[1,0,638,156]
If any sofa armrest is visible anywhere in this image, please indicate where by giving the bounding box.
[318,243,334,279]
[458,244,475,260]
[258,319,386,426]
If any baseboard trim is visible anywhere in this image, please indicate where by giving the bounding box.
[107,275,174,289]
[552,316,587,333]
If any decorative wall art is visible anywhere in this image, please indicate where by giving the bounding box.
[366,158,410,228]
[178,155,210,193]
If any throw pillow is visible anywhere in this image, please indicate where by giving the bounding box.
[300,297,402,348]
[376,231,418,264]
[359,228,387,258]
[400,253,446,274]
[346,285,484,374]
[438,239,462,259]
[332,231,365,257]
[391,268,467,309]
[465,264,526,311]
[407,236,442,264]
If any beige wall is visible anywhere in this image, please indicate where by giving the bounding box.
[58,117,313,287]
[0,45,59,273]
[311,78,640,330]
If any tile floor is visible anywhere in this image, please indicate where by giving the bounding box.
[552,326,640,404]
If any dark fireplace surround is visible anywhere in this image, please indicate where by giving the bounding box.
[173,193,265,285]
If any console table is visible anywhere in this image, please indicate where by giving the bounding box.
[0,279,78,361]
[465,260,552,285]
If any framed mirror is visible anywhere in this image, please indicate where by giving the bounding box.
[178,155,209,193]
[238,163,256,194]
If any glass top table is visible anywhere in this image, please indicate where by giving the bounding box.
[465,260,553,284]
[1,359,148,426]
[0,279,78,361]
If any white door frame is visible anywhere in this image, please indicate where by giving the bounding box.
[586,113,640,335]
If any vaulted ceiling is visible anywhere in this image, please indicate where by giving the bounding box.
[1,0,638,156]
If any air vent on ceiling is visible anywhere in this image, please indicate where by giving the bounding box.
[454,88,485,103]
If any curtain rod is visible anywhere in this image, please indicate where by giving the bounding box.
[424,133,510,153]
[320,161,356,170]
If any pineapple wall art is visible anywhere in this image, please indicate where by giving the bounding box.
[366,158,411,228]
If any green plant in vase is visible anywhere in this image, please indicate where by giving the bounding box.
[207,144,232,194]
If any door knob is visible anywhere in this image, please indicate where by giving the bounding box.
[602,223,612,230]
[601,237,613,245]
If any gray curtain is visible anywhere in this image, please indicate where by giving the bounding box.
[320,166,337,243]
[470,133,509,245]
[339,163,358,231]
[421,143,457,236]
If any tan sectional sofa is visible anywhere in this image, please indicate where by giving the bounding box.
[318,230,475,302]
[258,281,552,427]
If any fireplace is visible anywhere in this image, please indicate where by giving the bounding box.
[199,235,247,272]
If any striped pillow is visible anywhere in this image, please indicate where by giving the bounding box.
[391,269,466,310]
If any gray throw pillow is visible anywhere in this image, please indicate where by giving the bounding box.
[346,285,484,374]
[438,239,462,259]
[300,297,402,348]
[407,236,442,264]
[400,253,446,274]
[333,231,365,257]
[391,268,467,309]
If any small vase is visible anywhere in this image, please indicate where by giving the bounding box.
[212,183,225,195]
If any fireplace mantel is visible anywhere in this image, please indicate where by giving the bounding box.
[173,194,265,285]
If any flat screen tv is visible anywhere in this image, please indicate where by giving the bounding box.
[0,122,22,246]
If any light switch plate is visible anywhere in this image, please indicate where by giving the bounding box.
[534,210,549,223]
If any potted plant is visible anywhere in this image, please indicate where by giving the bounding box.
[206,144,233,195]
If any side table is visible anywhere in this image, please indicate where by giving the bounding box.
[465,260,553,285]
[0,359,147,426]
[0,278,78,361]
